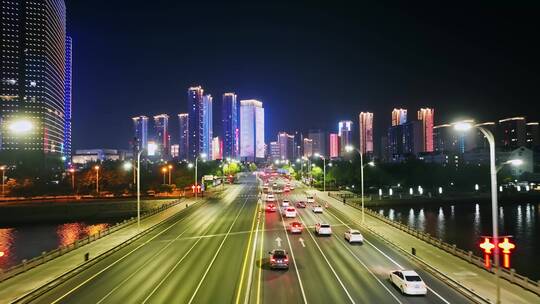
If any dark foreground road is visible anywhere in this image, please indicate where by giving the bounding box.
[26,175,472,304]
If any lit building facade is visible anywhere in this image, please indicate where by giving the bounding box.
[358,112,373,155]
[303,138,313,157]
[222,93,238,159]
[329,133,339,159]
[277,132,295,160]
[526,122,539,149]
[391,108,407,126]
[269,141,280,161]
[201,94,213,157]
[0,0,67,160]
[132,116,148,152]
[338,120,352,156]
[153,114,170,159]
[240,99,265,161]
[63,35,72,161]
[188,86,204,160]
[212,136,223,160]
[416,108,434,152]
[170,144,179,158]
[178,113,189,160]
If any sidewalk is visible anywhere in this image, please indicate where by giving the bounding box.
[308,189,539,304]
[0,196,207,303]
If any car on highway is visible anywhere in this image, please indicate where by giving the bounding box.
[315,223,332,235]
[272,183,277,187]
[290,185,295,190]
[266,194,276,202]
[296,201,306,208]
[282,199,290,207]
[312,205,323,213]
[283,207,297,218]
[389,270,427,295]
[288,221,303,233]
[344,229,364,243]
[266,203,277,212]
[307,196,315,203]
[284,186,290,192]
[269,249,289,269]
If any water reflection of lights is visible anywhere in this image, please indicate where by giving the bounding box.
[437,207,445,237]
[57,223,110,247]
[389,209,395,221]
[408,208,415,227]
[473,204,481,234]
[0,228,14,267]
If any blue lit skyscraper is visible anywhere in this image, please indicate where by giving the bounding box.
[188,86,204,160]
[240,99,265,161]
[201,94,213,157]
[63,35,72,162]
[222,92,238,159]
[132,116,148,152]
[178,113,189,160]
[154,114,170,159]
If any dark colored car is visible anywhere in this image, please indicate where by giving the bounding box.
[269,249,289,269]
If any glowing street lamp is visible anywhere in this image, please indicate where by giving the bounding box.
[161,167,167,184]
[168,164,173,185]
[68,168,76,190]
[8,119,33,134]
[192,153,207,199]
[453,119,502,303]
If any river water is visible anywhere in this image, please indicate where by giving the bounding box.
[0,220,117,270]
[372,202,539,280]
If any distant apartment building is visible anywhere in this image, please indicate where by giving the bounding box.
[338,120,352,156]
[178,113,189,160]
[72,149,130,165]
[170,144,179,158]
[329,133,340,159]
[132,116,149,152]
[303,138,313,157]
[153,114,170,159]
[201,95,213,157]
[526,122,539,149]
[269,141,280,161]
[308,129,327,157]
[498,117,526,151]
[417,108,434,152]
[277,132,295,160]
[358,112,374,155]
[188,86,204,160]
[212,137,223,160]
[240,99,265,161]
[391,108,407,126]
[222,93,238,159]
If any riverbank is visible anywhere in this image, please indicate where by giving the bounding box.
[0,198,179,225]
[329,191,540,207]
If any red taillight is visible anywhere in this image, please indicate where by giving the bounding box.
[270,258,275,263]
[284,258,289,263]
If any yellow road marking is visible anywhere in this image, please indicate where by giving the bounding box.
[235,200,260,304]
[256,204,265,304]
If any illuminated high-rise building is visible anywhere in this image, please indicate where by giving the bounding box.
[338,120,352,155]
[240,99,265,161]
[153,114,170,159]
[358,112,373,155]
[269,141,280,161]
[187,86,204,160]
[303,138,313,157]
[132,116,148,152]
[222,93,238,159]
[201,94,213,157]
[0,0,67,162]
[526,122,539,149]
[391,108,407,126]
[417,108,434,152]
[329,133,340,159]
[63,35,72,161]
[212,136,223,160]
[277,132,295,160]
[178,113,189,160]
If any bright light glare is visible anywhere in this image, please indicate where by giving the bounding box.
[453,122,473,132]
[345,145,354,152]
[8,120,33,134]
[508,159,523,166]
[123,162,132,170]
[187,163,194,169]
[200,153,207,159]
[368,161,375,167]
[314,153,320,157]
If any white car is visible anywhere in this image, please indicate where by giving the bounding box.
[266,194,276,202]
[306,196,315,203]
[344,229,364,243]
[282,199,290,207]
[283,207,297,218]
[389,270,427,295]
[312,205,323,213]
[315,223,332,235]
[290,185,295,190]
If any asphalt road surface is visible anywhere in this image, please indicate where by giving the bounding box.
[26,174,472,304]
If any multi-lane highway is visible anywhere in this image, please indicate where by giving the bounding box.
[26,173,472,303]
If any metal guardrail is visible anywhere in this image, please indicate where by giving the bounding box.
[0,199,183,283]
[324,192,540,296]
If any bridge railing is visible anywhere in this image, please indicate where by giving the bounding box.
[0,199,183,283]
[315,192,540,297]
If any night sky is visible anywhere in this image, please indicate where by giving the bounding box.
[68,1,540,150]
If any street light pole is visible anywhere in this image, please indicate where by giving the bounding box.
[136,150,144,229]
[478,126,501,304]
[94,165,100,195]
[195,157,198,200]
[162,167,167,184]
[0,166,5,197]
[168,165,172,185]
[69,168,75,191]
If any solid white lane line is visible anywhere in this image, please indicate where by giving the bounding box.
[278,197,308,304]
[323,210,402,304]
[187,187,253,304]
[296,211,355,304]
[242,201,261,304]
[326,207,452,304]
[96,213,200,304]
[50,200,203,304]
